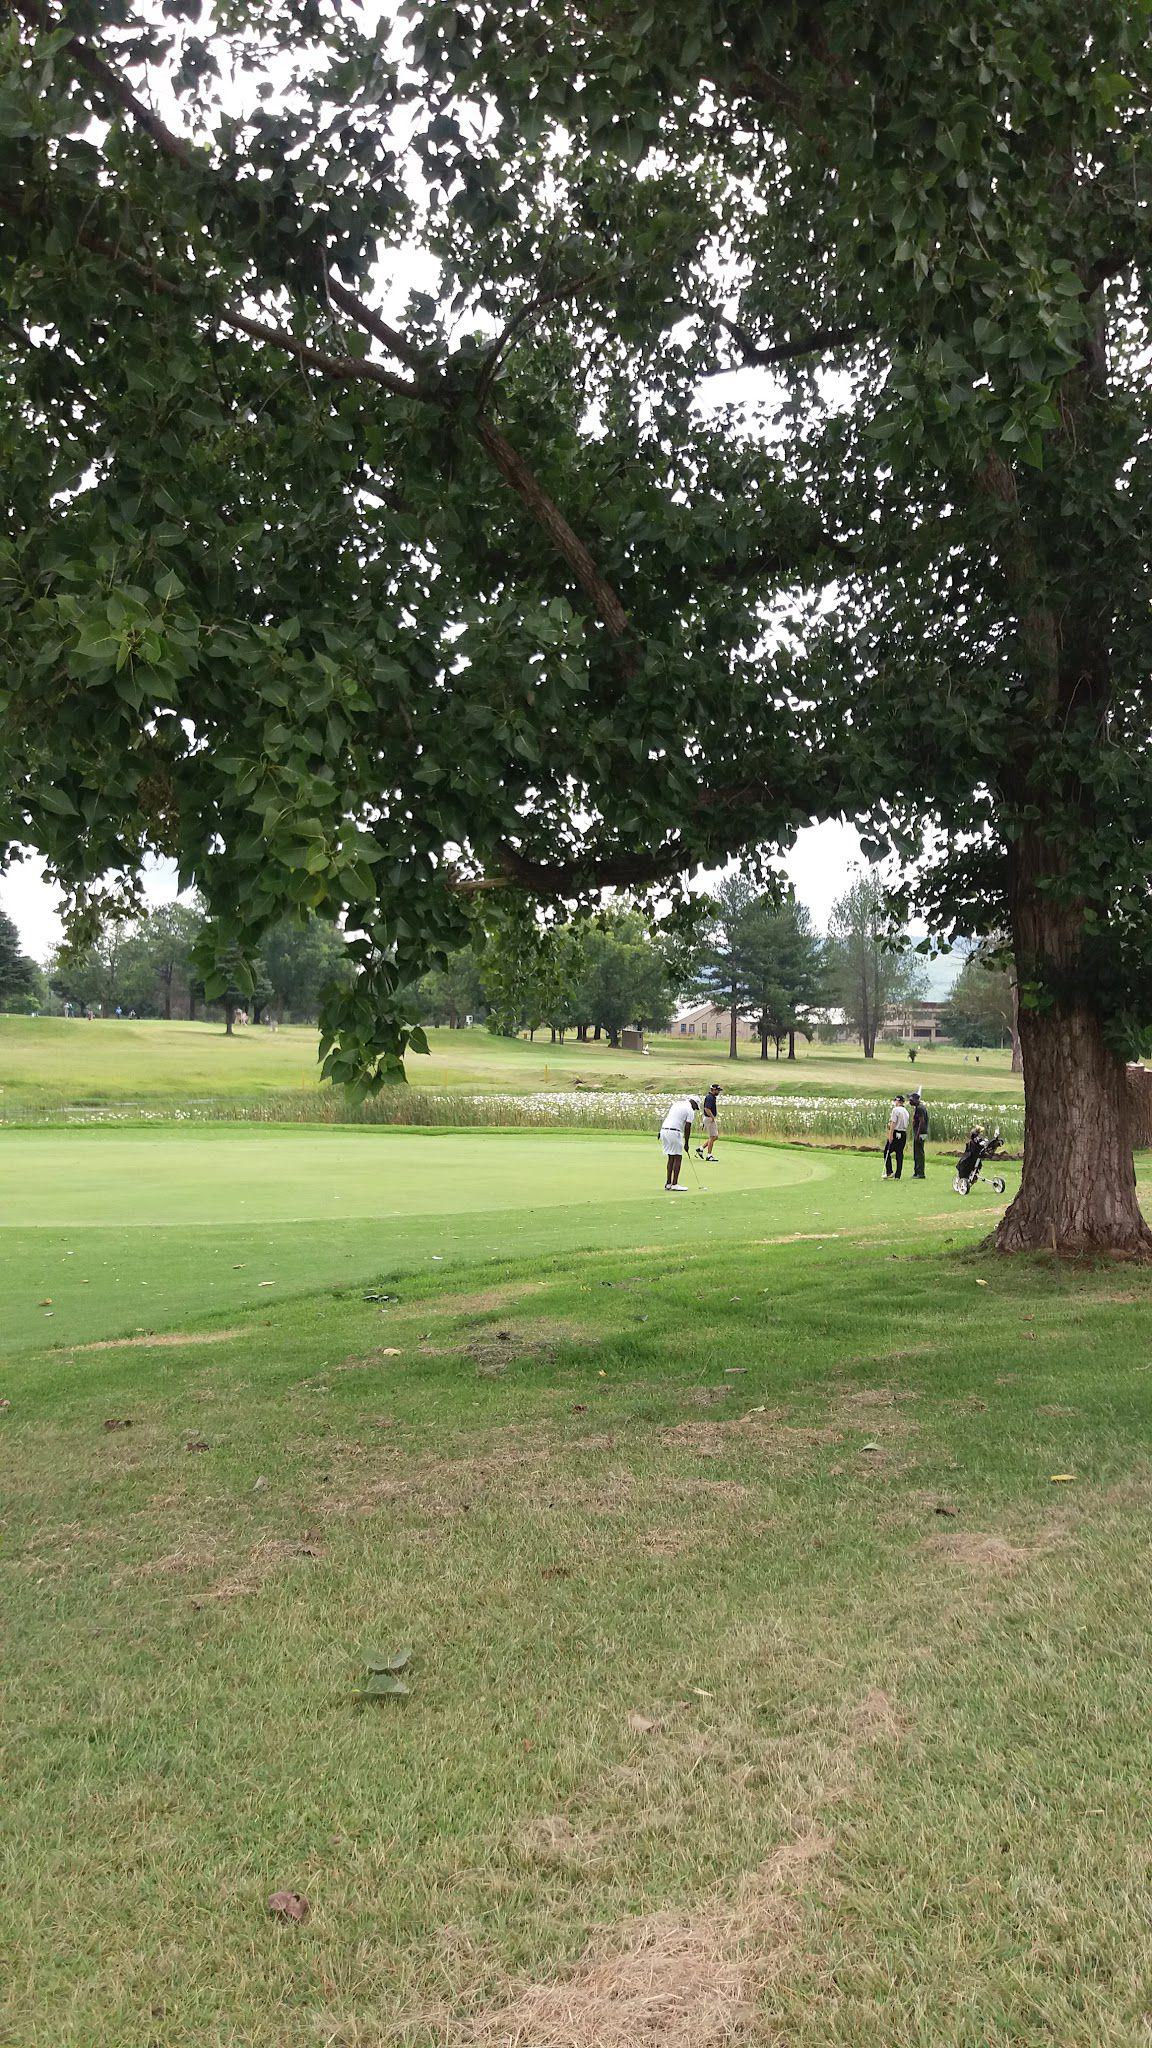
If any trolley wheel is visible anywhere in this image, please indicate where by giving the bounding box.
[991,1176,1006,1194]
[953,1176,970,1195]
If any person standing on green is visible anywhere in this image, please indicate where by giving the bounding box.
[910,1092,929,1179]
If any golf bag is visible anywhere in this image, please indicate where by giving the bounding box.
[953,1127,1007,1197]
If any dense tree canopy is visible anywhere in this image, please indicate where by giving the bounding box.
[5,3,1152,1247]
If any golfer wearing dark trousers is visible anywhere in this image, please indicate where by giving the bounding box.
[910,1091,928,1179]
[884,1095,909,1179]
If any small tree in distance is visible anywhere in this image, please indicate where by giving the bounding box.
[0,909,39,1010]
[826,876,927,1061]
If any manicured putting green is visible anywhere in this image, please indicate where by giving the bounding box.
[3,1124,823,1228]
[2,1125,983,1355]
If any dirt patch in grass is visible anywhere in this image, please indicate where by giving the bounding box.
[72,1328,243,1352]
[452,1829,830,2047]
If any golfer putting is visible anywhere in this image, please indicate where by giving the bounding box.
[659,1094,699,1190]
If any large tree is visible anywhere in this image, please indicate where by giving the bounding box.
[691,872,759,1061]
[4,5,1152,1251]
[737,895,825,1061]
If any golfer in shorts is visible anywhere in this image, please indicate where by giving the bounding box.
[696,1083,722,1162]
[660,1095,699,1190]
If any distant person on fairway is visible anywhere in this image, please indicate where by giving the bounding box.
[910,1091,929,1179]
[696,1083,723,1162]
[884,1094,909,1179]
[660,1095,699,1191]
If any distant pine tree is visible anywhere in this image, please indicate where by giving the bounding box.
[0,910,37,1004]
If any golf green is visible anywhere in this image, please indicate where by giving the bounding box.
[1,1126,984,1355]
[4,1123,822,1227]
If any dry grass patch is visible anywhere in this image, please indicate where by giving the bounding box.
[450,1830,831,2048]
[70,1327,244,1352]
[658,1409,837,1461]
[204,1533,324,1601]
[417,1280,553,1317]
[922,1529,1054,1576]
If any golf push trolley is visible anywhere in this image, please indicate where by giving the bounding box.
[953,1126,1008,1197]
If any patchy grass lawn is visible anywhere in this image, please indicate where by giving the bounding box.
[4,1202,1152,2045]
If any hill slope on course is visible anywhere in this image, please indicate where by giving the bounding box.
[0,1013,1021,1113]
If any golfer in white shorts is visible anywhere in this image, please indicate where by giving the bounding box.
[660,1095,698,1190]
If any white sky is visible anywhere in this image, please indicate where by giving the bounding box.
[1,818,863,959]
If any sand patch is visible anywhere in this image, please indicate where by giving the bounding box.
[452,1830,830,2048]
[72,1328,243,1353]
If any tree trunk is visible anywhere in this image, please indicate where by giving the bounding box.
[188,984,197,1020]
[760,1030,769,1060]
[729,1002,738,1060]
[162,975,172,1022]
[862,1033,875,1059]
[788,1030,796,1060]
[1009,979,1023,1074]
[996,846,1152,1256]
[593,1024,601,1041]
[225,1000,235,1037]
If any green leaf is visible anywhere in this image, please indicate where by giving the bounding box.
[364,1673,410,1697]
[364,1645,412,1672]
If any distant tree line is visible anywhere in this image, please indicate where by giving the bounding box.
[417,908,682,1047]
[45,902,350,1029]
[416,870,937,1063]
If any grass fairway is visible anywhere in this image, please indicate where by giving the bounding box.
[0,1012,1021,1113]
[3,1127,939,1353]
[4,1151,1152,2046]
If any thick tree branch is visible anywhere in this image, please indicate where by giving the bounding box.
[455,840,691,896]
[707,311,874,374]
[15,1,637,648]
[473,420,631,642]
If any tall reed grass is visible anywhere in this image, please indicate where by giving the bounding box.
[5,1087,1026,1147]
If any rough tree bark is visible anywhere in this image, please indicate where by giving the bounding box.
[996,844,1152,1256]
[729,1002,738,1060]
